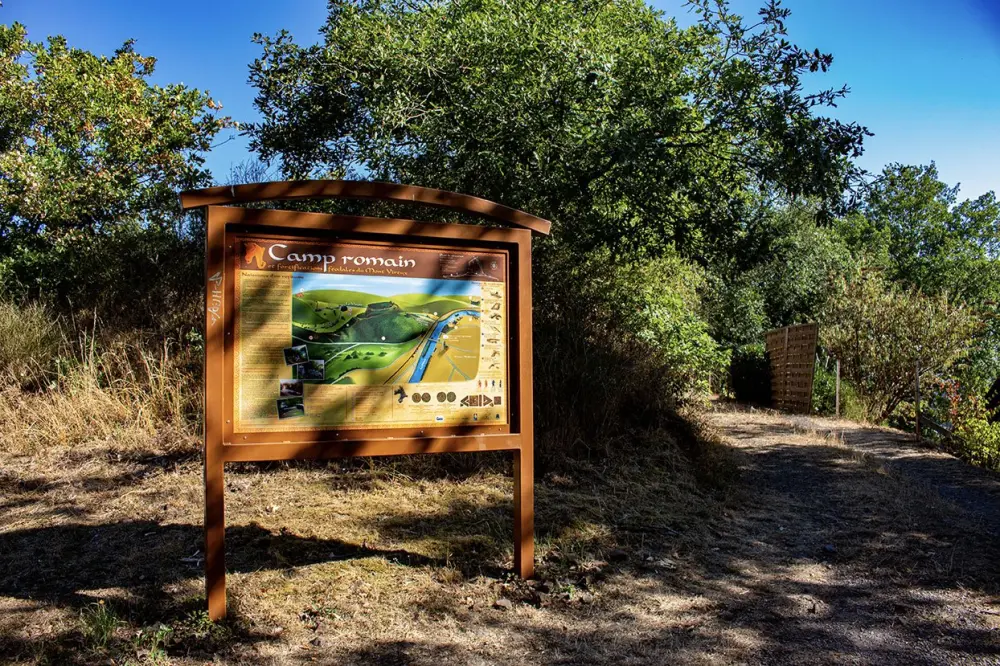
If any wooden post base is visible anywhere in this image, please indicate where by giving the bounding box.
[205,454,226,621]
[513,447,534,578]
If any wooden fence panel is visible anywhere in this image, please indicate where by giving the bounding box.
[765,323,819,414]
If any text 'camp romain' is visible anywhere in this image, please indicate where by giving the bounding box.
[265,244,417,272]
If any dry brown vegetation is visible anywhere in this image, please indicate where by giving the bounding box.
[0,338,199,456]
[1,308,999,664]
[0,401,733,664]
[3,378,1000,663]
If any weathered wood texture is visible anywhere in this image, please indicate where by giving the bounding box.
[765,323,819,414]
[180,180,551,235]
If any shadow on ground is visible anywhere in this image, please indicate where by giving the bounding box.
[786,413,1000,537]
[0,521,445,607]
[3,409,1000,664]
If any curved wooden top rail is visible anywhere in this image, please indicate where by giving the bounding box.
[179,180,551,236]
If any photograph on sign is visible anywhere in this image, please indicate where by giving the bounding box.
[233,238,509,432]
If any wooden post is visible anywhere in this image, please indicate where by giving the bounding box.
[204,446,226,620]
[204,207,227,620]
[915,359,921,442]
[513,233,535,579]
[782,327,789,411]
[513,447,534,578]
[835,359,841,418]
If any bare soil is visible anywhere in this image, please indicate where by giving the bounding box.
[1,405,999,664]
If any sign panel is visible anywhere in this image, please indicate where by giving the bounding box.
[232,237,509,432]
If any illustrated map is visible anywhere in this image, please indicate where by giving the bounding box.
[291,273,481,386]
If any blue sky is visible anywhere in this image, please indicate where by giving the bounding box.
[293,273,479,299]
[3,0,999,198]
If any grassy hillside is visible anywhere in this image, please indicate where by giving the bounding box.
[309,339,419,383]
[391,293,475,309]
[298,289,384,306]
[338,311,428,344]
[398,298,474,316]
[300,292,474,316]
[291,298,330,329]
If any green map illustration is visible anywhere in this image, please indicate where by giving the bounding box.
[291,273,482,385]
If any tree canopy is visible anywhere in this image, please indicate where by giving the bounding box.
[247,0,868,262]
[0,23,230,323]
[838,163,1000,305]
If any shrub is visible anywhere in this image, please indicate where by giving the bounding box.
[955,417,1000,470]
[934,380,1000,471]
[577,253,729,396]
[729,344,771,406]
[703,276,769,349]
[811,359,865,419]
[0,221,202,335]
[821,268,981,421]
[532,247,727,465]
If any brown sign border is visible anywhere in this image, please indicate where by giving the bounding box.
[184,183,549,621]
[227,233,512,435]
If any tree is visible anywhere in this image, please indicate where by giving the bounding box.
[835,163,1000,393]
[0,23,230,247]
[705,201,852,347]
[0,24,231,324]
[838,163,1000,305]
[246,0,868,263]
[821,268,981,420]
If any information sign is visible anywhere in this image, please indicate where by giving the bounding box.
[180,181,550,620]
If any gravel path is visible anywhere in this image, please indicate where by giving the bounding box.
[701,405,1000,665]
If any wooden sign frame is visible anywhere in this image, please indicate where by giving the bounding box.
[180,181,550,620]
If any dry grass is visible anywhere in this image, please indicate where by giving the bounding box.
[0,334,200,456]
[4,402,1000,664]
[0,300,64,382]
[0,360,739,665]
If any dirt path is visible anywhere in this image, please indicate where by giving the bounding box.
[700,405,1000,665]
[783,412,1000,536]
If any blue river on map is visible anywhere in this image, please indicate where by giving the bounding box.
[408,309,481,383]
